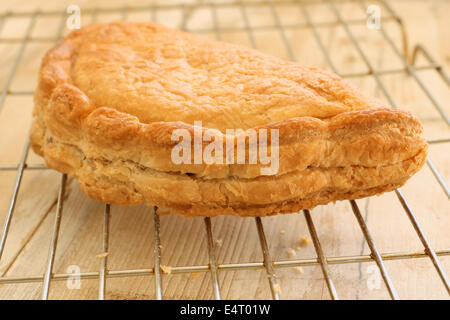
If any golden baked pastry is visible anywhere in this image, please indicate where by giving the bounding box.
[31,21,427,217]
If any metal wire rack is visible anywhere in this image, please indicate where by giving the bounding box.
[0,0,449,300]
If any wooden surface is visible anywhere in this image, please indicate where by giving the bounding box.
[0,0,448,300]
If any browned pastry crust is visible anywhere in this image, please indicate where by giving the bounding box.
[31,22,428,217]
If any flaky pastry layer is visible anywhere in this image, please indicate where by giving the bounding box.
[31,22,427,217]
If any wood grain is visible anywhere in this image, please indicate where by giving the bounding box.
[0,0,448,300]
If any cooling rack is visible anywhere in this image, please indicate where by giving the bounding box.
[0,0,449,300]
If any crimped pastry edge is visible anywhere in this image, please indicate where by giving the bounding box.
[33,81,426,180]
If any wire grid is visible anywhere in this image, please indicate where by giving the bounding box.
[0,0,448,300]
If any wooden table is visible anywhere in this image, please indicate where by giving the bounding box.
[0,0,448,299]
